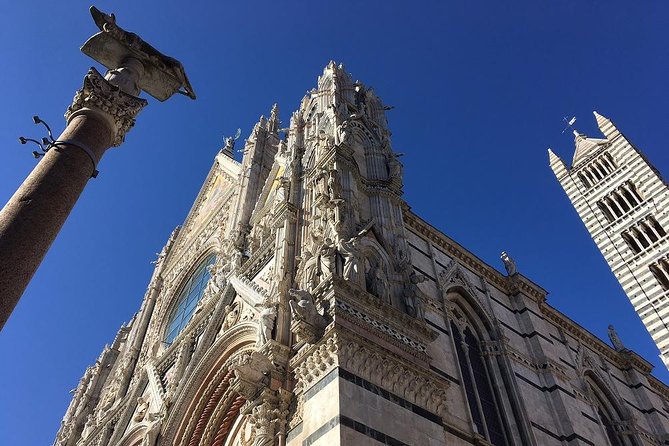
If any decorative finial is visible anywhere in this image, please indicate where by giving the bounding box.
[500,251,517,276]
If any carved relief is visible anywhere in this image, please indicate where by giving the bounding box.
[293,332,448,419]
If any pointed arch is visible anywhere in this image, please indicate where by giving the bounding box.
[446,295,511,445]
[439,261,497,334]
[583,372,634,446]
[162,322,259,446]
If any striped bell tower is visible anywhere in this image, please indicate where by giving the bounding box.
[549,112,669,368]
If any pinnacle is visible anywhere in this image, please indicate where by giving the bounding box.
[593,110,607,120]
[548,148,560,162]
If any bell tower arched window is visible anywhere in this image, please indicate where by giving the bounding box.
[164,254,216,344]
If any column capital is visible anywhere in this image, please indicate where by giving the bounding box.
[65,67,148,147]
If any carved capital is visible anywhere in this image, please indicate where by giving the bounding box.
[65,67,148,147]
[246,388,291,446]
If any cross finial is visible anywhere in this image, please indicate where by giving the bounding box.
[561,116,577,134]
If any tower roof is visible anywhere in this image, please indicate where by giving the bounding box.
[571,130,608,167]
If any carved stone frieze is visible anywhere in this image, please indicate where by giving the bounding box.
[291,331,449,419]
[65,67,148,147]
[335,299,428,353]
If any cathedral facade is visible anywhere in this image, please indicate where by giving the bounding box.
[550,116,669,368]
[55,63,669,446]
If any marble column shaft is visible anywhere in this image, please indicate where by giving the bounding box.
[0,67,146,329]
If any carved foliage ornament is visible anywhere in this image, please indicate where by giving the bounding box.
[65,67,148,147]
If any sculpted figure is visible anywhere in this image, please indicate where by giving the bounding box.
[327,169,343,201]
[312,169,328,199]
[206,262,227,295]
[387,152,404,182]
[608,324,625,351]
[335,120,350,146]
[403,271,426,317]
[300,250,321,291]
[337,227,369,283]
[133,396,149,422]
[288,289,321,326]
[221,304,239,332]
[367,263,391,303]
[257,305,277,346]
[81,414,95,438]
[319,238,336,278]
[500,251,516,276]
[141,412,163,446]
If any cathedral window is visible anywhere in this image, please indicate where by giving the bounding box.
[164,254,217,344]
[597,201,615,222]
[585,375,626,446]
[451,320,508,445]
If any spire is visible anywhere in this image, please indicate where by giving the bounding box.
[548,148,568,179]
[268,103,279,133]
[593,110,619,139]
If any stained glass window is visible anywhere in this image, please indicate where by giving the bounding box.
[164,254,216,344]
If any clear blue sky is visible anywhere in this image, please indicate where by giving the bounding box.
[1,1,668,443]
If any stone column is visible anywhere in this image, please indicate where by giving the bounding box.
[0,66,146,329]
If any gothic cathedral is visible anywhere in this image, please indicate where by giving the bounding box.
[55,63,669,446]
